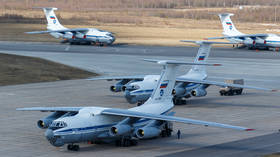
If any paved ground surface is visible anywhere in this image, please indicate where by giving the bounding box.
[0,42,280,157]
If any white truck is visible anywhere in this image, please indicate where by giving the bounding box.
[219,79,244,96]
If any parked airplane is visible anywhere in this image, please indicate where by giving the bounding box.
[26,7,115,45]
[89,41,275,105]
[17,59,253,151]
[207,13,280,50]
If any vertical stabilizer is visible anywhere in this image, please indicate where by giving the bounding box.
[187,42,212,78]
[145,61,178,104]
[219,13,243,36]
[41,7,66,30]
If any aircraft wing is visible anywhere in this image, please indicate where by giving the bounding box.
[16,107,82,112]
[207,34,269,40]
[87,75,146,81]
[176,77,276,92]
[25,28,90,34]
[102,108,253,131]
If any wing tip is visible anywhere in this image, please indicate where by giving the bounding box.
[245,128,255,131]
[271,89,278,92]
[213,64,222,66]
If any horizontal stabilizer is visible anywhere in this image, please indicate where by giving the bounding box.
[181,40,236,45]
[87,75,145,81]
[25,28,90,34]
[143,59,221,66]
[16,107,82,112]
[207,34,268,40]
[32,7,58,10]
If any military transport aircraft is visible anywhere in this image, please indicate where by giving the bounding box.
[17,59,253,151]
[207,13,280,50]
[88,41,275,105]
[26,7,115,45]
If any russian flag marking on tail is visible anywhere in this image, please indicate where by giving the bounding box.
[160,80,169,88]
[226,22,232,25]
[50,16,55,19]
[198,56,205,61]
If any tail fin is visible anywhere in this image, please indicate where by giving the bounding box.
[146,61,178,104]
[190,42,212,76]
[218,13,243,36]
[38,7,66,30]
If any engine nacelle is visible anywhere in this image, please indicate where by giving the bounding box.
[110,80,131,92]
[136,126,161,139]
[172,86,186,97]
[37,112,65,129]
[243,39,254,45]
[62,32,73,39]
[110,85,122,92]
[191,88,207,97]
[109,124,131,136]
[74,32,86,39]
[255,39,267,45]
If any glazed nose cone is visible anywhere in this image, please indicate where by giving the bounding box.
[45,129,54,141]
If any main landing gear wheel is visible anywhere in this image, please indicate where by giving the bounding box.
[115,137,138,147]
[67,144,80,151]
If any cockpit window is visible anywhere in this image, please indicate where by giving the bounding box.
[49,121,67,130]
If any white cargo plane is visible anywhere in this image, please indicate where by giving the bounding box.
[26,7,115,45]
[89,41,275,105]
[17,59,253,151]
[207,13,280,50]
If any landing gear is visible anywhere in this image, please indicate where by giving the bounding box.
[67,144,80,151]
[137,101,144,106]
[161,123,173,137]
[115,137,138,147]
[173,98,187,105]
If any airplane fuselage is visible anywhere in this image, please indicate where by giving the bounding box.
[124,74,207,104]
[50,28,115,45]
[46,103,173,147]
[226,33,280,49]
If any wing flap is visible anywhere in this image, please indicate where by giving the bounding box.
[102,108,252,131]
[87,75,145,81]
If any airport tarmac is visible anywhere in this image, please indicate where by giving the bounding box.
[0,42,280,157]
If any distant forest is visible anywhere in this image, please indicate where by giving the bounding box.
[1,0,280,10]
[1,0,280,23]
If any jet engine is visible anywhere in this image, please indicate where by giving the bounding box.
[110,80,131,92]
[172,86,186,97]
[109,118,134,136]
[109,124,131,136]
[75,32,86,39]
[243,38,255,45]
[136,126,161,139]
[62,32,73,39]
[191,87,207,97]
[37,112,65,129]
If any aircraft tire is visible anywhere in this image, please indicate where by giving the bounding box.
[67,144,80,151]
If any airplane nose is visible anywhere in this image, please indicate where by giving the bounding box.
[45,129,54,141]
[45,129,64,147]
[124,90,137,104]
[111,36,115,42]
